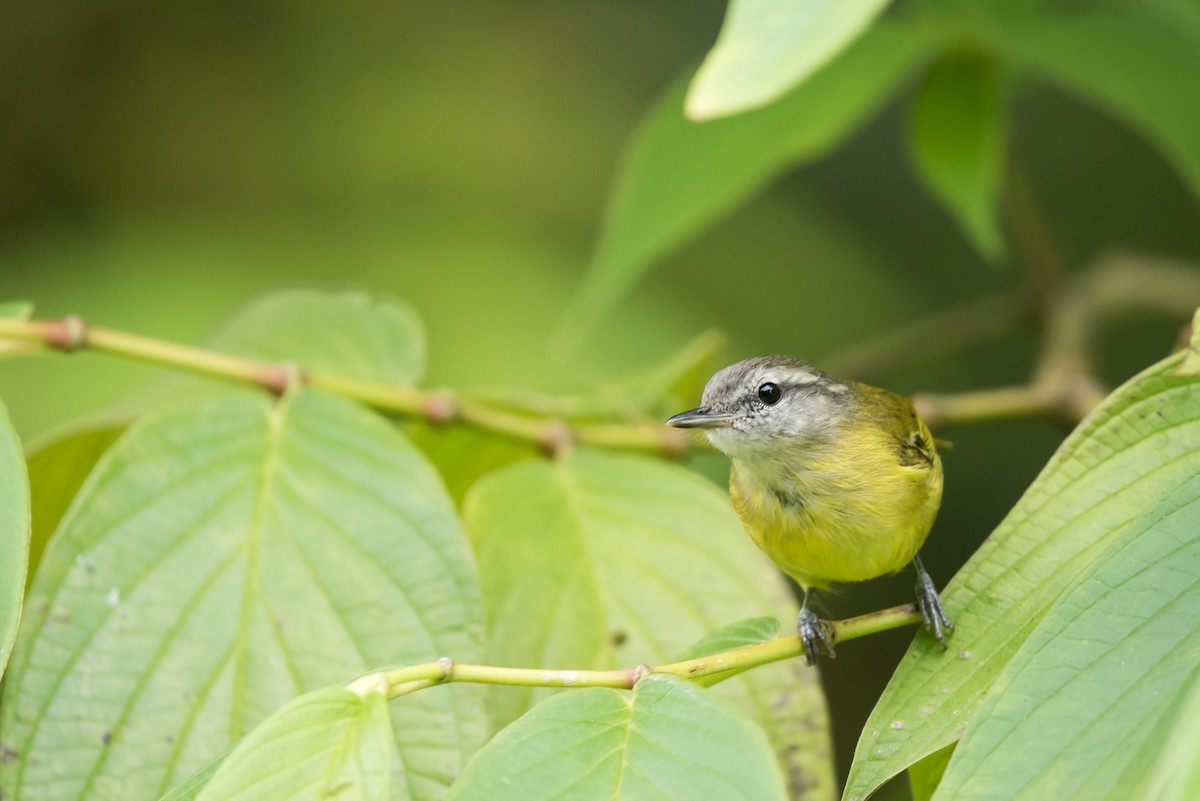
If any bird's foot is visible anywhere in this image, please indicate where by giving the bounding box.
[915,570,954,647]
[797,606,836,666]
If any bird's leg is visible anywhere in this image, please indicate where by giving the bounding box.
[797,589,835,666]
[913,554,953,646]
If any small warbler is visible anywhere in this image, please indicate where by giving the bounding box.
[667,355,951,664]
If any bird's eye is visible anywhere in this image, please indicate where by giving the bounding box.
[757,382,782,405]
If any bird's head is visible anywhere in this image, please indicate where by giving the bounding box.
[666,355,852,458]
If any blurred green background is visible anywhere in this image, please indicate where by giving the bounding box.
[2,1,1197,796]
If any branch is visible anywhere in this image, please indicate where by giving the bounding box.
[0,315,690,457]
[347,604,923,700]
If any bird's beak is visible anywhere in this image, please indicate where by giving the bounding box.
[665,407,735,429]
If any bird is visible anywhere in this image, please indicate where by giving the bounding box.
[666,355,951,665]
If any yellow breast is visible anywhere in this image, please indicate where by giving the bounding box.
[728,413,942,589]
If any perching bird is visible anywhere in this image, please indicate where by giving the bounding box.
[667,355,951,664]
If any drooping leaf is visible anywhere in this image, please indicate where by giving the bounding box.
[845,340,1200,799]
[0,399,30,680]
[463,448,834,800]
[930,471,1200,800]
[194,686,392,801]
[25,419,127,587]
[564,23,929,344]
[0,390,483,801]
[445,674,788,801]
[687,0,893,120]
[908,51,1006,261]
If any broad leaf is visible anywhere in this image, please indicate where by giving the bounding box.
[464,448,835,800]
[565,23,928,343]
[445,674,788,801]
[0,398,30,679]
[931,472,1200,800]
[908,52,1005,261]
[846,343,1200,799]
[0,390,483,801]
[195,686,392,801]
[687,0,892,120]
[0,301,33,319]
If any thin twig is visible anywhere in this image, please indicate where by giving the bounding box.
[345,604,925,700]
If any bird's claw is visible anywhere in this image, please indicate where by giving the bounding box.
[915,570,954,647]
[797,606,836,666]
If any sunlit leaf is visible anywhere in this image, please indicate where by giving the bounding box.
[846,342,1200,800]
[464,448,835,800]
[0,390,483,801]
[564,23,928,344]
[930,471,1200,800]
[194,686,392,801]
[687,0,892,120]
[445,674,788,801]
[909,51,1006,261]
[0,398,30,680]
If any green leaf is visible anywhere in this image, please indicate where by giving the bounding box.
[158,749,231,801]
[564,23,929,344]
[676,616,781,662]
[194,686,392,801]
[0,389,483,801]
[25,419,127,588]
[930,471,1200,800]
[908,744,955,801]
[687,0,893,120]
[463,449,835,800]
[206,288,425,384]
[674,616,780,689]
[845,345,1200,800]
[0,399,30,680]
[0,301,33,320]
[445,674,789,801]
[406,423,539,506]
[1175,308,1200,376]
[1141,676,1200,801]
[146,289,427,407]
[0,301,39,358]
[957,7,1200,204]
[908,51,1006,262]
